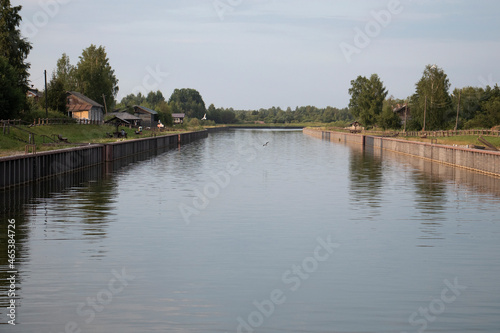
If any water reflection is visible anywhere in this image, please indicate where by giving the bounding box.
[410,172,447,242]
[2,131,500,332]
[348,145,383,220]
[0,146,178,319]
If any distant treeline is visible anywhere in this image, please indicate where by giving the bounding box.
[231,106,353,125]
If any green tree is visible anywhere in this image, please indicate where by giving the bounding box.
[146,90,165,108]
[464,85,500,128]
[0,56,24,119]
[157,100,173,127]
[168,88,206,119]
[0,0,32,113]
[411,65,452,130]
[74,44,119,109]
[378,100,402,130]
[55,53,76,91]
[46,73,67,114]
[348,74,388,127]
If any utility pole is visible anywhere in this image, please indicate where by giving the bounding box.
[403,103,408,132]
[454,90,461,131]
[102,94,108,115]
[44,70,48,118]
[423,96,427,132]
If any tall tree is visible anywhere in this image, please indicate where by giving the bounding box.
[0,0,32,114]
[411,65,452,130]
[378,98,403,130]
[74,44,119,109]
[168,88,206,119]
[55,53,76,91]
[46,73,67,114]
[348,74,388,127]
[146,90,165,108]
[0,56,24,119]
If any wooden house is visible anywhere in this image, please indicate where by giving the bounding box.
[133,105,158,128]
[67,91,104,123]
[393,104,410,124]
[27,88,42,102]
[107,111,141,127]
[172,113,185,124]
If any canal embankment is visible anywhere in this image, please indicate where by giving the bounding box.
[304,127,500,177]
[0,130,208,190]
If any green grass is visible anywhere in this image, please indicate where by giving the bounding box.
[0,124,191,157]
[402,135,500,148]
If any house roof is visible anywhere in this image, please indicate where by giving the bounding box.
[67,91,104,112]
[393,104,408,113]
[172,113,185,118]
[111,111,141,121]
[134,105,158,115]
[105,116,130,125]
[27,88,42,98]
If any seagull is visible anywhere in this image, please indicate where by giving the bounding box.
[201,113,207,120]
[263,142,269,146]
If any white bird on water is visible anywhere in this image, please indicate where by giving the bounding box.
[263,142,269,146]
[201,113,207,120]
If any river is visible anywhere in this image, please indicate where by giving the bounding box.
[1,128,500,332]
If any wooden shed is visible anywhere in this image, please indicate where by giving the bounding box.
[172,113,185,124]
[67,91,104,123]
[133,105,158,128]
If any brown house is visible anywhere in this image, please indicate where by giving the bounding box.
[393,104,410,124]
[133,105,158,128]
[67,92,104,123]
[27,88,42,102]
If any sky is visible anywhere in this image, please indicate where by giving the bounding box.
[14,0,500,110]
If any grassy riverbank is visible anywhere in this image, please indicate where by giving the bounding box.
[0,124,189,157]
[402,135,500,148]
[312,127,500,149]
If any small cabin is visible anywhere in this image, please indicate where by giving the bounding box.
[27,88,42,102]
[133,105,158,128]
[107,111,141,127]
[172,113,185,124]
[393,104,410,124]
[67,91,104,123]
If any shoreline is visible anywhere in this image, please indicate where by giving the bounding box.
[303,128,500,178]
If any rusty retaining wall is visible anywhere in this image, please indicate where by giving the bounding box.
[0,145,104,189]
[366,136,500,177]
[0,130,209,190]
[304,128,500,177]
[104,133,179,161]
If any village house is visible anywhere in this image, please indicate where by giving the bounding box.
[172,113,185,124]
[133,105,158,128]
[393,104,410,125]
[67,91,104,123]
[27,88,42,102]
[106,111,141,127]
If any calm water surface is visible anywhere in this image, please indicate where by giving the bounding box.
[1,129,500,332]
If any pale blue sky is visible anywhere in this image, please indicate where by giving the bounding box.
[16,0,500,110]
